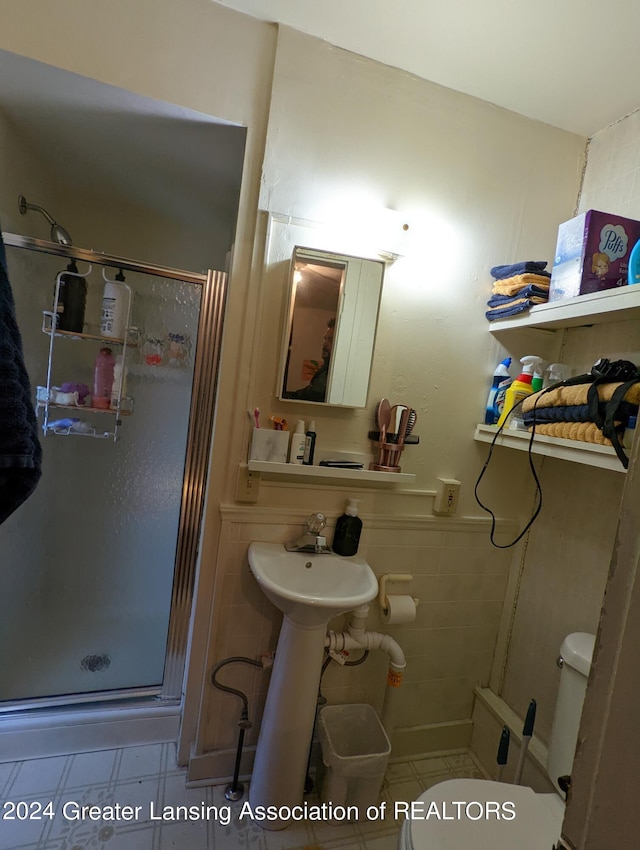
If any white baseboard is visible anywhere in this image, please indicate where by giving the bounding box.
[0,704,180,763]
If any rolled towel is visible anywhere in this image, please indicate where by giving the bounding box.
[491,261,549,280]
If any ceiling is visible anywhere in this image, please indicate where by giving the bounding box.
[215,0,640,137]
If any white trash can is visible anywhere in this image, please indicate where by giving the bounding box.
[317,703,391,814]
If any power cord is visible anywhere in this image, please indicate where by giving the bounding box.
[474,388,552,549]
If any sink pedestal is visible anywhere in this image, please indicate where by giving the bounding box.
[248,616,326,830]
[246,542,378,830]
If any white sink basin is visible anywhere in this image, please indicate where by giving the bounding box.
[248,542,378,626]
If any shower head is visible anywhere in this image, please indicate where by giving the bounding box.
[18,195,73,246]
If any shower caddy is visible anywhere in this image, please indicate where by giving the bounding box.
[38,265,135,441]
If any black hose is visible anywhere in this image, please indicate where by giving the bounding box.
[211,656,264,800]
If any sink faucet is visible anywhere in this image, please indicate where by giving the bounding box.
[285,512,332,553]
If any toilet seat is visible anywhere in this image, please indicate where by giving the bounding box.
[400,778,564,850]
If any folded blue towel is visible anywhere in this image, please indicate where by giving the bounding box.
[491,261,549,280]
[485,299,539,321]
[523,401,637,427]
[0,229,42,524]
[487,284,549,307]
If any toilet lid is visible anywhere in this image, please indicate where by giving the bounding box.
[404,778,564,850]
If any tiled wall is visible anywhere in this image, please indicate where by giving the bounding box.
[196,508,514,777]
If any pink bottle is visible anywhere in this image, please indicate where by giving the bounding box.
[93,347,115,409]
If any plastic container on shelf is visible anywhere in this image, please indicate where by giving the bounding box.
[93,347,115,409]
[317,703,391,814]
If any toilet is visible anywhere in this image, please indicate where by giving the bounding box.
[399,632,595,850]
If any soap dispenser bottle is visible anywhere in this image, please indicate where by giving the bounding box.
[332,499,363,556]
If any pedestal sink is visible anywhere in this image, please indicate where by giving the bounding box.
[247,542,378,829]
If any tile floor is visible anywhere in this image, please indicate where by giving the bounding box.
[0,744,486,850]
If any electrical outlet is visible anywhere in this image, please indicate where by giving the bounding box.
[235,463,260,503]
[433,477,460,515]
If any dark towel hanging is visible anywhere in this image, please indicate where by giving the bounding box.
[0,229,42,524]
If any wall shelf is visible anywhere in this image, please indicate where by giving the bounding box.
[488,286,640,333]
[474,424,625,472]
[247,460,416,485]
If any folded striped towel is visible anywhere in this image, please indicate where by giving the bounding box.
[491,261,549,280]
[491,274,551,296]
[522,382,640,412]
[487,285,549,307]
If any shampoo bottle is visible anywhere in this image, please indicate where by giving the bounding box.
[289,419,306,464]
[303,420,317,465]
[101,270,128,340]
[93,347,115,409]
[110,354,128,409]
[485,357,512,425]
[332,499,363,556]
[56,260,87,333]
[496,355,542,429]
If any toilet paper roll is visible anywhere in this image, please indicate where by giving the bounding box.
[381,595,416,625]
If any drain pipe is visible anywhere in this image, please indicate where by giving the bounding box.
[325,604,406,733]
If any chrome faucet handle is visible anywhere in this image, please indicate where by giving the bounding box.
[306,512,327,534]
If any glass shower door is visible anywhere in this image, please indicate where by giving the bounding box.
[0,244,211,705]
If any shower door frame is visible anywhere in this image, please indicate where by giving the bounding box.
[1,232,227,709]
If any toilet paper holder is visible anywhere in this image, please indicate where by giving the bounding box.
[378,573,419,615]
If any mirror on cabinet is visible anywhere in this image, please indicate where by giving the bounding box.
[278,246,385,407]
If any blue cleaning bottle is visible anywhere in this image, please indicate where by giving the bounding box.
[628,239,640,285]
[485,357,512,425]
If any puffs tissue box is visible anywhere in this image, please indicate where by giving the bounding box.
[549,209,640,302]
[249,429,290,463]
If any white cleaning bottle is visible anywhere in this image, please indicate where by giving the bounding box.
[288,419,306,464]
[497,355,542,429]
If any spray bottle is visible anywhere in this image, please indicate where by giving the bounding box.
[485,357,512,425]
[544,363,571,388]
[497,355,542,429]
[532,361,545,393]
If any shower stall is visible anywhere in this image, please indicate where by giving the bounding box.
[0,232,226,758]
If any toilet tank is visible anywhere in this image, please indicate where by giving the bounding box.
[547,632,596,793]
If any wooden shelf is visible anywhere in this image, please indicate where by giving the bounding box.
[488,286,640,332]
[247,460,416,485]
[474,424,625,472]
